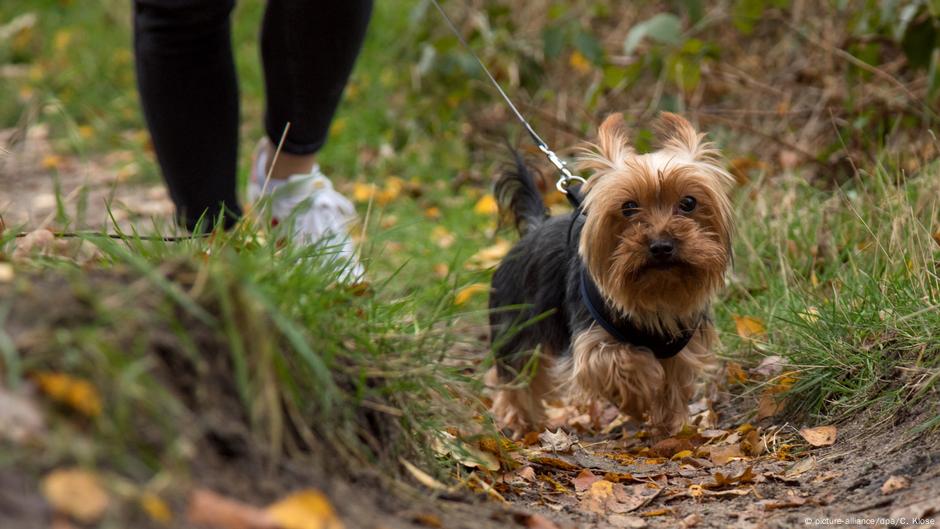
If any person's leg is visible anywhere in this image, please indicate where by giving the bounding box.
[258,0,373,180]
[133,0,241,231]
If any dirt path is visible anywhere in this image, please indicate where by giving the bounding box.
[488,393,940,529]
[1,125,174,233]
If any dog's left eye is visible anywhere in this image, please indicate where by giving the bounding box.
[621,201,639,217]
[678,196,697,213]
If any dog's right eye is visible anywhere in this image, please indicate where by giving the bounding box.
[621,201,639,217]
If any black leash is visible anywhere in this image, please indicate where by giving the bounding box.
[428,0,585,202]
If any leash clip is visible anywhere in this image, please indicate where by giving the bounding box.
[539,144,586,194]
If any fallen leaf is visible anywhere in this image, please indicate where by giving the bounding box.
[431,226,455,249]
[412,513,442,528]
[13,229,56,259]
[784,456,816,479]
[139,492,172,524]
[711,466,756,488]
[454,283,488,306]
[266,490,344,529]
[352,182,376,203]
[0,386,45,444]
[432,432,500,471]
[0,262,13,283]
[706,444,743,466]
[725,362,748,384]
[571,469,600,492]
[732,315,766,340]
[670,450,693,461]
[424,206,441,219]
[760,495,808,510]
[742,429,764,457]
[400,459,448,491]
[569,51,592,74]
[474,194,499,215]
[650,437,692,458]
[467,239,511,270]
[581,481,661,516]
[432,263,449,278]
[799,425,837,447]
[750,356,787,378]
[539,428,578,452]
[881,475,910,495]
[528,456,579,471]
[32,372,102,417]
[681,513,702,528]
[41,468,110,524]
[932,231,940,248]
[186,489,275,529]
[756,391,786,420]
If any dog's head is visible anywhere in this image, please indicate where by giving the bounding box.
[577,112,734,325]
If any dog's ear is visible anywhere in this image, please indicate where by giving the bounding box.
[577,113,633,176]
[655,112,711,160]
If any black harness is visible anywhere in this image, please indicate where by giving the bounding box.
[565,185,695,359]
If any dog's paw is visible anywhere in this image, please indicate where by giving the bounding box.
[491,389,542,439]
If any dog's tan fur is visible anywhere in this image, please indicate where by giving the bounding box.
[491,112,733,435]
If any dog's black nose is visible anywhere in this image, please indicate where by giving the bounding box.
[649,238,676,259]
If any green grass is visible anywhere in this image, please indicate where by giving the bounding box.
[1,0,939,497]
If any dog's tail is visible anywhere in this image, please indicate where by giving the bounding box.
[495,148,548,236]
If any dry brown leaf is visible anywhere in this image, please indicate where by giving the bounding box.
[571,469,600,492]
[412,513,442,528]
[756,391,786,420]
[528,455,580,471]
[41,469,110,524]
[784,456,816,479]
[742,429,764,457]
[732,315,766,340]
[580,481,661,516]
[266,490,344,529]
[400,459,448,491]
[799,425,837,447]
[650,437,692,458]
[761,495,808,510]
[880,475,910,495]
[750,355,787,378]
[681,513,702,528]
[725,362,748,384]
[711,466,757,488]
[706,444,743,466]
[932,230,940,248]
[186,489,275,529]
[538,428,578,452]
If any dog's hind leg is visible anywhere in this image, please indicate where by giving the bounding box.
[487,350,557,437]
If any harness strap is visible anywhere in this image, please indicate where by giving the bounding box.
[578,263,695,359]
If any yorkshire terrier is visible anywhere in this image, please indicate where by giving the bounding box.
[488,112,734,436]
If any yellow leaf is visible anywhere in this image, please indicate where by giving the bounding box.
[266,490,344,529]
[467,239,512,270]
[473,194,499,215]
[33,371,102,417]
[455,283,488,306]
[569,51,591,74]
[432,263,449,278]
[53,29,72,53]
[431,226,455,249]
[424,206,441,219]
[41,154,63,170]
[352,182,376,203]
[41,468,110,524]
[932,231,940,248]
[139,492,172,524]
[799,425,837,447]
[798,306,820,324]
[377,177,404,205]
[670,450,693,461]
[725,361,747,384]
[732,315,766,340]
[78,125,93,140]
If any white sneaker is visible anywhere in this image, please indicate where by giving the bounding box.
[248,141,365,282]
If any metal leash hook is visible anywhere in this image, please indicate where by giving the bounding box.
[429,0,586,196]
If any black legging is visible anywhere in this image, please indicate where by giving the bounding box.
[133,0,373,230]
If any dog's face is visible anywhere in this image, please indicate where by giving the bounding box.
[577,113,734,324]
